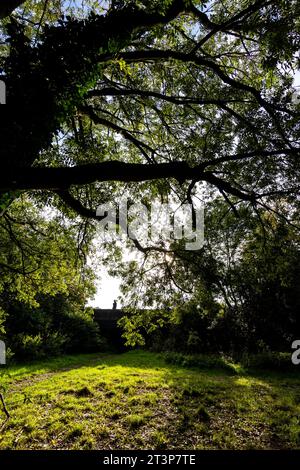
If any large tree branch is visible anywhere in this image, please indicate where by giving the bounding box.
[0,161,255,202]
[1,161,194,190]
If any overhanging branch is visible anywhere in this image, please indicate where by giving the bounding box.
[55,189,174,254]
[0,160,255,202]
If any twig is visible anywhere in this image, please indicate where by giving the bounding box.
[0,392,10,419]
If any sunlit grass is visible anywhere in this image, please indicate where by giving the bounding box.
[0,350,299,449]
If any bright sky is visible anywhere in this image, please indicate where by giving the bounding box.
[88,269,122,308]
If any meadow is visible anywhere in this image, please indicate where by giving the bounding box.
[0,351,299,450]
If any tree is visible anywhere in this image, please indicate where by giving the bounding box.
[0,197,97,349]
[0,0,299,239]
[117,202,300,352]
[0,0,299,353]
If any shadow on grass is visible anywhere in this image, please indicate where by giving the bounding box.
[0,350,300,450]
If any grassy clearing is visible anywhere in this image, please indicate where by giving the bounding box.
[0,350,299,450]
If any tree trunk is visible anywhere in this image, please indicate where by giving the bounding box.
[0,0,26,19]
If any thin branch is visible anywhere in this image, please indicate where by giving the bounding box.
[189,0,270,52]
[0,393,10,420]
[55,189,174,254]
[81,105,155,163]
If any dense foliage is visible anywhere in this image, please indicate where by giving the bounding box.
[4,294,106,360]
[119,206,300,353]
[0,199,105,360]
[0,1,299,359]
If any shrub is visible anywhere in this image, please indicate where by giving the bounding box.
[240,352,296,372]
[3,293,108,361]
[59,313,107,354]
[163,351,297,373]
[163,351,237,374]
[11,331,68,360]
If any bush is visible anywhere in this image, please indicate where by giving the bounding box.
[163,351,298,373]
[11,331,68,360]
[59,313,107,353]
[3,294,108,361]
[240,352,296,372]
[163,351,237,374]
[43,331,70,357]
[12,334,44,360]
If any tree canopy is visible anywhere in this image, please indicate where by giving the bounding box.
[0,0,299,209]
[0,0,299,313]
